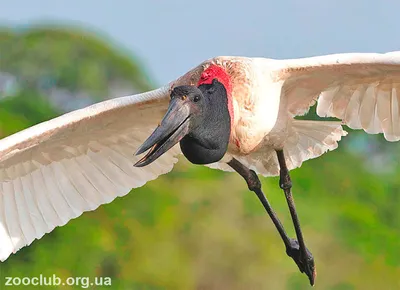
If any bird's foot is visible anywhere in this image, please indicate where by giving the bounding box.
[286,238,316,286]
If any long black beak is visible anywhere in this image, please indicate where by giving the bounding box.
[134,97,191,167]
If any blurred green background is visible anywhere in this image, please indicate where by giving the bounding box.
[1,26,400,290]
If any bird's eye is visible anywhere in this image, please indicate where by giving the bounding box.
[193,95,201,102]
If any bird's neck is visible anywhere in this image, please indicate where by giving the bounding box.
[197,64,234,125]
[180,81,231,165]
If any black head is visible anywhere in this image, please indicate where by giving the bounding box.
[170,85,208,129]
[134,79,231,166]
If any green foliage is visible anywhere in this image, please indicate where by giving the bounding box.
[0,25,153,103]
[1,26,400,289]
[1,89,59,122]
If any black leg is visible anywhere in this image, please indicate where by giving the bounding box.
[228,158,316,286]
[276,150,316,286]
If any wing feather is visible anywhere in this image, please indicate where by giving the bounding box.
[390,87,400,138]
[276,52,400,141]
[0,85,186,261]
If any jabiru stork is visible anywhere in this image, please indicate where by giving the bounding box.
[2,52,400,285]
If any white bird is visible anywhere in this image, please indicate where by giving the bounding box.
[2,51,400,285]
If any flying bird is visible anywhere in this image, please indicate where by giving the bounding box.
[2,51,400,285]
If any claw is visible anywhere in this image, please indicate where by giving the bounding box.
[286,239,316,286]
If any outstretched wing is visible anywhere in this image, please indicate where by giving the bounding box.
[275,51,400,141]
[210,52,400,177]
[0,86,182,261]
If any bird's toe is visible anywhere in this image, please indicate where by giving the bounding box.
[286,239,316,286]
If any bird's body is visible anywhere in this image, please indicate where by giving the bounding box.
[2,52,400,284]
[173,55,346,175]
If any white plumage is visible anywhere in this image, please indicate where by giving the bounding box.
[0,86,181,260]
[1,51,400,261]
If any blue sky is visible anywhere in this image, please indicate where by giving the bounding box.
[1,0,399,85]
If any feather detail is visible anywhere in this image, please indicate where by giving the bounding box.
[208,120,347,177]
[0,86,183,262]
